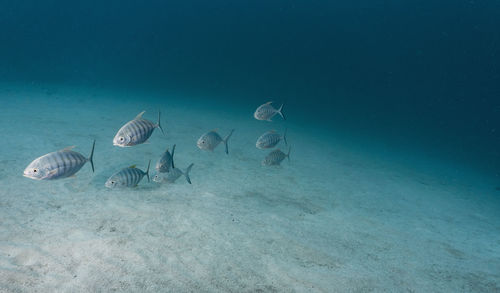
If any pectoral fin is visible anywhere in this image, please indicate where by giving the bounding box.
[43,168,60,179]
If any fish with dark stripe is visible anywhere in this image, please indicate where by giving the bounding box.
[113,111,164,147]
[262,147,291,166]
[254,101,285,121]
[105,160,151,188]
[256,129,287,149]
[197,129,234,154]
[156,144,175,173]
[23,140,95,180]
[153,163,193,184]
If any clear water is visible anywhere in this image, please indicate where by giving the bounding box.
[1,1,500,292]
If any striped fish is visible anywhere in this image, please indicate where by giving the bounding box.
[197,129,234,154]
[155,144,175,173]
[254,101,285,121]
[105,160,150,188]
[23,140,95,180]
[113,111,164,147]
[153,163,193,184]
[256,129,287,149]
[262,147,291,166]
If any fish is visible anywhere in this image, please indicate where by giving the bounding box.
[262,147,291,166]
[256,129,287,149]
[197,129,234,154]
[153,163,193,184]
[113,110,164,147]
[105,160,150,188]
[254,101,285,121]
[23,140,95,180]
[155,144,175,173]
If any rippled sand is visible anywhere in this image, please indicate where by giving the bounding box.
[1,84,499,292]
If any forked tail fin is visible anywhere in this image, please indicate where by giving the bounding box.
[277,103,285,120]
[157,110,164,135]
[224,129,235,155]
[184,163,194,184]
[89,140,96,172]
[145,160,151,182]
[171,144,176,169]
[287,146,291,162]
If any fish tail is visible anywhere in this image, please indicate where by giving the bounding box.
[224,129,235,155]
[157,110,165,135]
[277,103,286,120]
[89,140,96,172]
[171,144,176,169]
[184,163,194,184]
[283,128,288,146]
[146,159,151,182]
[287,146,291,162]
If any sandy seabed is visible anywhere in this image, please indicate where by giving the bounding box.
[0,84,499,292]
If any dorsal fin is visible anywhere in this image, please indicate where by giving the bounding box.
[61,146,76,151]
[135,111,146,120]
[270,129,276,133]
[265,101,273,105]
[128,164,137,169]
[211,128,219,133]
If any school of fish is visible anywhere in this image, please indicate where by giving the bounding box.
[23,103,290,187]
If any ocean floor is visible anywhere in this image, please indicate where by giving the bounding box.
[1,84,500,292]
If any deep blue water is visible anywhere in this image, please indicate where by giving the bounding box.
[1,0,499,172]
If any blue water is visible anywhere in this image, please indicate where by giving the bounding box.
[1,1,500,292]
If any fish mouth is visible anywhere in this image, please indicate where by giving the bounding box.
[23,173,40,180]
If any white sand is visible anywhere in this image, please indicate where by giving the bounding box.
[0,83,499,292]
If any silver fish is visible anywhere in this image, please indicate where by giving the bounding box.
[197,129,234,154]
[23,140,95,180]
[262,147,291,166]
[156,144,175,173]
[105,160,150,188]
[254,101,285,121]
[113,111,163,147]
[256,129,287,149]
[153,163,193,184]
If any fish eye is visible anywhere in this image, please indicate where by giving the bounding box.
[111,181,115,184]
[119,137,124,141]
[33,169,37,173]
